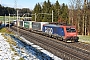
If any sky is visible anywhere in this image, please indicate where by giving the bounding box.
[0,0,69,10]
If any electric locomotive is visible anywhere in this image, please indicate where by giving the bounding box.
[43,24,79,42]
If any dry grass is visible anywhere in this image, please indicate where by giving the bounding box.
[1,33,7,39]
[1,33,16,46]
[19,58,24,60]
[6,37,16,46]
[0,28,14,34]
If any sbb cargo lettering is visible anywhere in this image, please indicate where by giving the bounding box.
[45,27,53,34]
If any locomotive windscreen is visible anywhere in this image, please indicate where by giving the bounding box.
[66,27,76,32]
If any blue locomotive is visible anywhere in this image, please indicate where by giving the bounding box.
[43,24,79,42]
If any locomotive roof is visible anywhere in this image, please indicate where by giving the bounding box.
[44,24,61,27]
[44,24,75,27]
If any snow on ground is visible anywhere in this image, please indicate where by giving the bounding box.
[0,33,62,60]
[0,33,21,60]
[0,33,12,60]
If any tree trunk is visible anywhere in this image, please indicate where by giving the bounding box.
[82,15,84,35]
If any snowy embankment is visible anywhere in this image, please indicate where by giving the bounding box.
[0,33,12,60]
[0,33,40,60]
[0,33,62,60]
[0,33,21,60]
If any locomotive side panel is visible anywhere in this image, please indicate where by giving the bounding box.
[43,25,65,38]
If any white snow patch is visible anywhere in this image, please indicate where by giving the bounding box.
[0,33,12,60]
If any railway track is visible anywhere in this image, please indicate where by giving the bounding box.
[11,26,90,60]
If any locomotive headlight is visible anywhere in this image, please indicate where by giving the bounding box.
[74,35,77,36]
[67,35,69,36]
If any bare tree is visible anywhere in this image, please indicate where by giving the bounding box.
[69,0,83,34]
[69,0,75,25]
[69,0,90,35]
[75,0,83,34]
[87,0,90,35]
[83,0,89,35]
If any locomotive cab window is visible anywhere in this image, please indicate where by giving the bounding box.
[66,27,76,32]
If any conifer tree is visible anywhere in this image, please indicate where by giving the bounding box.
[61,3,69,23]
[54,0,61,22]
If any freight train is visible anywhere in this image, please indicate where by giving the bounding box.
[13,20,79,42]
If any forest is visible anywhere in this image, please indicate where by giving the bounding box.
[0,4,31,16]
[0,0,90,35]
[32,0,90,36]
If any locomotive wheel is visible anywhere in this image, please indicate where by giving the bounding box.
[63,39,67,43]
[75,39,79,42]
[71,40,75,43]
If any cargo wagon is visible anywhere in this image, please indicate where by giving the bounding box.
[32,22,49,31]
[24,21,34,30]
